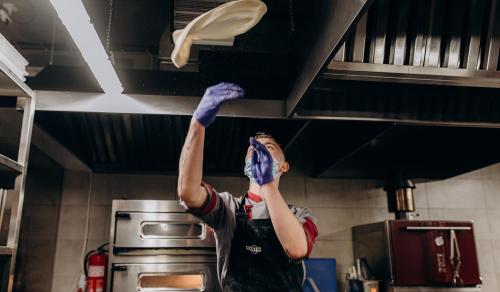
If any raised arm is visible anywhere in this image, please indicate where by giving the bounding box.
[249,138,308,259]
[262,184,308,259]
[178,119,207,208]
[177,82,245,208]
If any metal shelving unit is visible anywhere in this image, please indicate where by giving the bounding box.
[0,54,35,292]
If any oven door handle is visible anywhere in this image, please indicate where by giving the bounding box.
[406,226,471,231]
[112,265,128,272]
[115,211,131,219]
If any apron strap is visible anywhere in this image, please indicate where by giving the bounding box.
[235,193,248,218]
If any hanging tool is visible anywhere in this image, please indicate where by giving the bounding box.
[449,230,463,286]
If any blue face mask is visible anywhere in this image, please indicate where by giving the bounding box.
[244,157,281,183]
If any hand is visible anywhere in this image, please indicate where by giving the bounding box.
[194,82,245,127]
[249,137,274,186]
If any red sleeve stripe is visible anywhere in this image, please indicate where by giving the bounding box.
[303,218,318,257]
[199,181,218,215]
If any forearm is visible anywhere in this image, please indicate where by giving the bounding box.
[262,184,308,259]
[177,118,207,208]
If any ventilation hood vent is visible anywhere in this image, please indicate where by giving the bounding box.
[174,0,234,46]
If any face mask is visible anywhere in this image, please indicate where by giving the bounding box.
[244,157,281,182]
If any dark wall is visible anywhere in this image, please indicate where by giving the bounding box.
[14,146,64,292]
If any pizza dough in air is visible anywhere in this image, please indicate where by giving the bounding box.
[171,0,267,68]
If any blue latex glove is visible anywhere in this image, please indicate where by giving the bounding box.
[249,137,274,186]
[194,82,245,127]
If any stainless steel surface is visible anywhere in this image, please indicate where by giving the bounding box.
[391,1,409,66]
[464,0,485,70]
[325,62,500,88]
[111,262,219,292]
[443,3,464,69]
[333,44,346,62]
[323,0,498,88]
[30,123,90,171]
[370,0,388,64]
[405,226,471,231]
[385,177,416,218]
[424,0,443,68]
[0,246,13,255]
[0,190,5,240]
[0,61,34,98]
[394,188,415,218]
[484,0,500,71]
[285,0,373,117]
[35,90,286,119]
[114,212,215,249]
[109,200,219,292]
[410,2,427,67]
[352,13,368,63]
[2,95,35,292]
[0,155,23,174]
[0,92,35,291]
[353,222,393,283]
[388,287,481,292]
[292,113,500,129]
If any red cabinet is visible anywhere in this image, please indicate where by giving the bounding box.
[353,221,481,287]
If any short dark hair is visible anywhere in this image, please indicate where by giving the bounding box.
[254,132,277,142]
[254,132,283,152]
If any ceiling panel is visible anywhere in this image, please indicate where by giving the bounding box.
[35,112,307,174]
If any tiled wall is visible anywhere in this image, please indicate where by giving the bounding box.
[15,147,64,292]
[50,164,500,292]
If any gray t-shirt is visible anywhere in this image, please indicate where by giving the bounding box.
[181,182,318,288]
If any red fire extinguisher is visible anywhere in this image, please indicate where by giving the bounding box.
[85,243,108,292]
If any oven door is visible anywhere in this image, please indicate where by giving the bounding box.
[111,262,220,292]
[114,211,215,250]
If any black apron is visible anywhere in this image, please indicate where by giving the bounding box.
[222,195,304,292]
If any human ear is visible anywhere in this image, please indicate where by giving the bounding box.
[280,162,290,173]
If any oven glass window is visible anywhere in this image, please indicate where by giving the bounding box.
[138,274,204,291]
[141,222,204,239]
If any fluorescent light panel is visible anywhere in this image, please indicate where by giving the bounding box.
[49,0,123,94]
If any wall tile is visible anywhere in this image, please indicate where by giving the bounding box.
[24,205,60,239]
[61,171,91,206]
[53,240,84,277]
[306,179,387,209]
[497,273,500,292]
[88,206,112,241]
[89,173,110,206]
[426,179,485,209]
[482,180,500,209]
[477,240,496,273]
[107,174,178,202]
[413,183,428,209]
[25,174,63,206]
[415,208,430,220]
[279,174,306,206]
[52,276,76,292]
[492,241,500,272]
[58,206,88,240]
[481,163,500,180]
[311,208,392,241]
[310,240,354,274]
[205,176,246,197]
[488,209,500,240]
[428,209,491,240]
[17,239,57,292]
[481,272,499,292]
[85,239,108,254]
